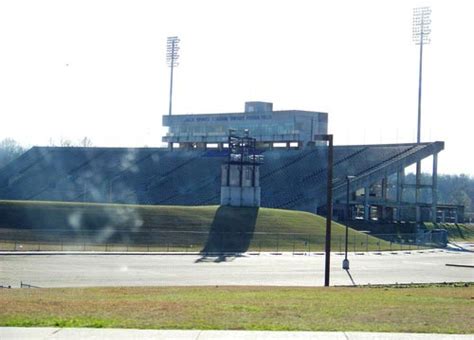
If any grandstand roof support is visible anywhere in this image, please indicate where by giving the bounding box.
[332,142,444,199]
[396,168,404,221]
[432,152,438,223]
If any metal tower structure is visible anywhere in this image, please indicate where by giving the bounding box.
[413,7,431,226]
[226,129,263,187]
[221,129,264,207]
[413,6,431,144]
[166,36,180,116]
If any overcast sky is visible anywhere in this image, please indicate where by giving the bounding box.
[0,0,473,175]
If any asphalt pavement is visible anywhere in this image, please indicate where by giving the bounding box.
[1,249,473,288]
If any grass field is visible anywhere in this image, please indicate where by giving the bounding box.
[1,284,472,333]
[424,222,474,242]
[0,200,404,252]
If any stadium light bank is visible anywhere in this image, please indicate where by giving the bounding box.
[166,36,180,116]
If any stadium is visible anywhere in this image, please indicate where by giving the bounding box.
[0,101,463,225]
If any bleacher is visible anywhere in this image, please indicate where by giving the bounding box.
[0,142,443,213]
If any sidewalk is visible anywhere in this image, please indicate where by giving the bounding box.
[1,328,472,340]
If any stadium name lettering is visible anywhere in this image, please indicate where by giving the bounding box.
[182,114,272,123]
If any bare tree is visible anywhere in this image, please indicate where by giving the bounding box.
[59,138,73,147]
[0,138,25,168]
[79,137,93,147]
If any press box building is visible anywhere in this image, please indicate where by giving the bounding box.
[162,101,328,149]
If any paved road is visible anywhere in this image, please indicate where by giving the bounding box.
[1,327,473,340]
[1,249,472,287]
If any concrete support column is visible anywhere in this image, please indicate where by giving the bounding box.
[381,176,388,200]
[415,160,422,226]
[396,168,404,221]
[432,153,438,223]
[364,184,370,221]
[381,176,388,220]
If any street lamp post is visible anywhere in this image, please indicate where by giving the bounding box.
[343,175,355,270]
[314,134,333,287]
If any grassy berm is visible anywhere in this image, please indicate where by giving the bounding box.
[424,222,474,242]
[1,285,473,333]
[0,200,392,252]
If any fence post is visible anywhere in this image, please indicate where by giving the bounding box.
[307,235,311,254]
[221,232,224,253]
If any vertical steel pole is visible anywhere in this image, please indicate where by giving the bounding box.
[415,18,425,229]
[168,40,175,116]
[343,177,350,269]
[324,135,333,287]
[417,28,424,144]
[432,152,438,223]
[345,178,350,259]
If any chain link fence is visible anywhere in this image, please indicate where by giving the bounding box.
[0,230,447,253]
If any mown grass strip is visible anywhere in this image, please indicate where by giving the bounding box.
[1,285,473,333]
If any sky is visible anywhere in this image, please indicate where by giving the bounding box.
[0,0,473,175]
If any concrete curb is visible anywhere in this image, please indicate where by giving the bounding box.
[0,249,446,256]
[0,327,472,339]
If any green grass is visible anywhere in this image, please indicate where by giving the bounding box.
[424,222,474,241]
[1,285,473,333]
[0,200,413,252]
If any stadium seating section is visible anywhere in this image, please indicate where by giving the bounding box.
[0,143,439,213]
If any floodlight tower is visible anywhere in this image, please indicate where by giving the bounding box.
[166,36,180,116]
[413,7,431,227]
[413,7,431,143]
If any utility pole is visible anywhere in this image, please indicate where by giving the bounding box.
[166,36,180,116]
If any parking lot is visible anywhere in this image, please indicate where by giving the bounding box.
[1,248,473,288]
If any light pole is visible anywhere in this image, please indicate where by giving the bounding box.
[413,7,431,144]
[166,36,180,116]
[413,7,431,227]
[343,175,355,270]
[314,134,333,287]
